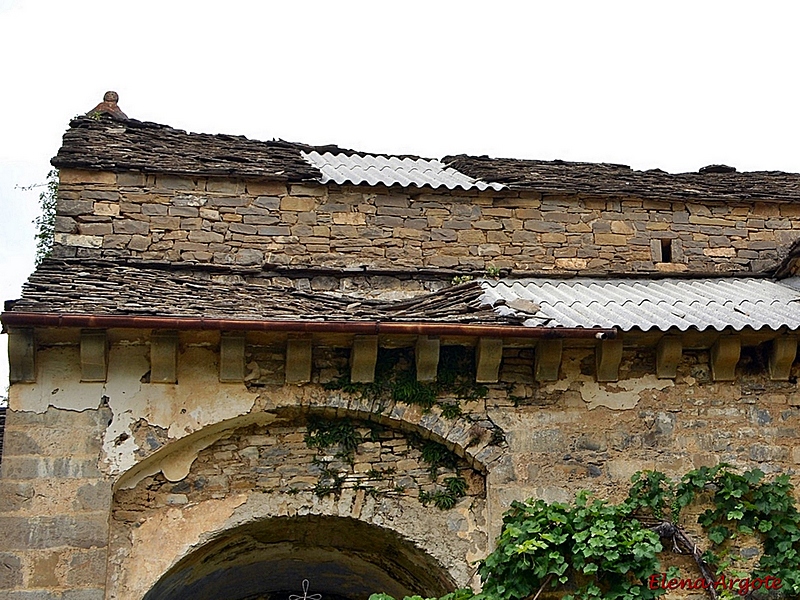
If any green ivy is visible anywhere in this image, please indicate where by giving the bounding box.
[30,169,58,266]
[324,347,489,417]
[370,466,800,600]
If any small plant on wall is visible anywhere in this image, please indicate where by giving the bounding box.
[324,346,489,418]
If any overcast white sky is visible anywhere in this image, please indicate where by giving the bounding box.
[1,0,799,391]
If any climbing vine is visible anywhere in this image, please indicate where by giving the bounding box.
[370,465,800,600]
[20,168,58,266]
[303,416,468,510]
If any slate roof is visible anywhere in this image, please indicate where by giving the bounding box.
[446,155,800,202]
[52,115,800,201]
[7,261,800,333]
[481,277,800,332]
[52,117,323,181]
[7,260,514,325]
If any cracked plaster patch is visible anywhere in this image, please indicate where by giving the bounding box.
[542,351,673,410]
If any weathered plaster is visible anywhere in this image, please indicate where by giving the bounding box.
[108,495,248,600]
[100,345,258,476]
[541,350,674,410]
[12,347,104,413]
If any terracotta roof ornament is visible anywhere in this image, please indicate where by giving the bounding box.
[86,91,127,120]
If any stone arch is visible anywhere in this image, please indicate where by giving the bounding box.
[142,514,457,600]
[108,401,498,599]
[113,392,507,492]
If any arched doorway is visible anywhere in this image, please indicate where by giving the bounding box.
[143,515,456,600]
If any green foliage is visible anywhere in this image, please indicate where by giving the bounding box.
[304,416,363,457]
[419,439,460,479]
[451,275,475,285]
[324,347,490,418]
[672,464,800,593]
[419,476,468,510]
[478,492,664,600]
[372,466,800,600]
[32,169,58,266]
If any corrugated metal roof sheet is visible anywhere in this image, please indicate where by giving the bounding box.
[480,277,800,332]
[301,150,506,191]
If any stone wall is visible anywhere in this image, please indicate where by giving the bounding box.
[52,169,800,274]
[2,328,800,598]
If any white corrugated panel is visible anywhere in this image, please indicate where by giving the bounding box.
[301,151,505,191]
[481,277,800,331]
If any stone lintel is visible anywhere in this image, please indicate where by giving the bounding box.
[150,330,178,384]
[80,329,108,382]
[656,335,682,379]
[286,337,312,384]
[711,335,741,381]
[534,339,562,382]
[769,335,798,381]
[350,335,378,383]
[8,328,36,383]
[415,336,440,382]
[596,339,624,382]
[219,332,246,382]
[475,338,503,383]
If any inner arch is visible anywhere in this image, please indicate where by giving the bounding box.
[143,515,457,600]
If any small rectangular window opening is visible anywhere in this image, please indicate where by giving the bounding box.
[660,239,672,263]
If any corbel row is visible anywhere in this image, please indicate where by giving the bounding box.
[6,328,799,385]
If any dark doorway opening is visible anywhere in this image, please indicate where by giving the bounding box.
[143,515,456,600]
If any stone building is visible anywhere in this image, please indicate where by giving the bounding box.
[1,93,800,600]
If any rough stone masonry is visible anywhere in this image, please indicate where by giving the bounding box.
[1,100,800,600]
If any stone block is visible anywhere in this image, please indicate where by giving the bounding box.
[282,197,316,211]
[0,482,34,512]
[150,330,178,384]
[711,335,740,381]
[54,233,102,248]
[60,169,116,185]
[285,338,312,384]
[656,336,682,379]
[0,515,108,549]
[0,552,22,588]
[350,336,378,383]
[247,181,287,196]
[188,230,224,243]
[234,249,263,265]
[156,175,195,190]
[594,233,628,246]
[55,216,78,233]
[112,220,149,235]
[8,328,35,383]
[289,185,326,197]
[220,332,246,382]
[58,199,95,216]
[596,339,623,382]
[415,336,440,382]
[80,330,107,382]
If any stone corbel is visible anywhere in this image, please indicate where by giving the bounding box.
[534,339,562,382]
[596,339,623,382]
[285,337,312,384]
[711,335,741,381]
[8,328,36,383]
[415,336,440,382]
[80,329,108,382]
[219,332,246,382]
[476,338,503,383]
[769,335,797,381]
[350,335,378,383]
[151,330,178,384]
[656,335,683,379]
